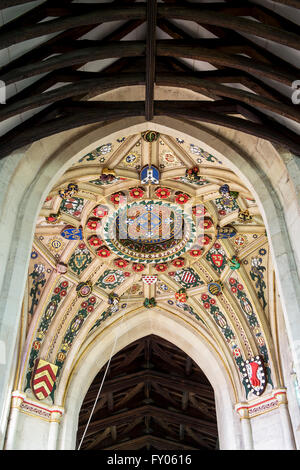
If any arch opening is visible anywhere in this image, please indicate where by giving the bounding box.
[77,334,218,451]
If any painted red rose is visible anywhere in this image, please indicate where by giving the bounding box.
[155,187,171,199]
[129,188,144,199]
[46,215,58,223]
[172,258,184,268]
[110,192,125,205]
[193,205,206,216]
[198,235,211,246]
[175,193,190,204]
[189,248,202,257]
[155,263,168,272]
[88,235,103,247]
[96,247,111,257]
[87,219,101,230]
[92,205,108,218]
[199,217,213,230]
[132,263,145,272]
[114,258,129,268]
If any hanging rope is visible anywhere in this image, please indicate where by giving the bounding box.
[77,307,126,450]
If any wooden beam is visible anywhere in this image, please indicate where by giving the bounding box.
[270,0,300,8]
[156,73,300,123]
[145,0,157,121]
[89,370,214,397]
[157,4,300,50]
[157,16,298,93]
[0,100,299,159]
[1,3,299,50]
[78,405,218,437]
[103,434,199,450]
[0,0,39,8]
[4,16,146,106]
[0,41,146,85]
[0,4,146,49]
[154,101,300,154]
[156,40,296,86]
[1,40,296,87]
[0,2,48,34]
[0,0,138,77]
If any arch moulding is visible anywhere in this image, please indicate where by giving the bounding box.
[0,115,300,450]
[59,308,242,450]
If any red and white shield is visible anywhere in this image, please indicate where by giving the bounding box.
[142,275,157,285]
[242,356,266,396]
[32,359,58,400]
[180,270,196,285]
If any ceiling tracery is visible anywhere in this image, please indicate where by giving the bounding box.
[20,130,279,405]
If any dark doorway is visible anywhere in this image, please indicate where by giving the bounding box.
[77,335,218,450]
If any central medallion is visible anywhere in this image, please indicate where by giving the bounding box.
[103,200,196,264]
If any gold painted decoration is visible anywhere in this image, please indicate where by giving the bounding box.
[76,281,93,298]
[238,209,252,223]
[142,130,159,142]
[24,131,274,405]
[175,288,188,303]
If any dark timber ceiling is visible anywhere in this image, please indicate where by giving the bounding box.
[0,0,300,158]
[77,335,218,450]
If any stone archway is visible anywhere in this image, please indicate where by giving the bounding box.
[76,334,218,451]
[1,117,300,450]
[58,308,241,450]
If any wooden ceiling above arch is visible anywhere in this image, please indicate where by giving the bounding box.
[77,335,218,451]
[0,0,299,158]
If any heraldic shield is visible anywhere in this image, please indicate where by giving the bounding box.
[241,356,267,396]
[32,359,58,400]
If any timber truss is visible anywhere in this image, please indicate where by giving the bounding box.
[77,335,218,450]
[0,0,300,158]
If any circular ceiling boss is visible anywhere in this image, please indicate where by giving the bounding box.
[84,200,216,264]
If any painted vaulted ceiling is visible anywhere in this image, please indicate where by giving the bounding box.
[17,130,282,404]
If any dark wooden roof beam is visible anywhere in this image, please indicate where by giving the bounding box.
[0,4,299,50]
[0,100,299,159]
[146,0,157,120]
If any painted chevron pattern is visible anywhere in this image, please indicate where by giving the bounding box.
[32,359,58,400]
